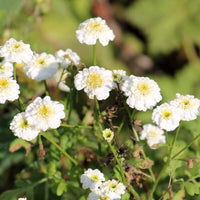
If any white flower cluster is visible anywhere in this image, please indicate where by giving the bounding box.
[10,96,65,141]
[0,41,21,104]
[81,169,126,200]
[141,93,200,149]
[0,38,80,85]
[152,93,200,132]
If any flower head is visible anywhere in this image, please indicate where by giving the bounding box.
[76,17,115,46]
[0,77,20,103]
[112,69,126,85]
[24,52,59,82]
[0,61,13,78]
[140,124,165,149]
[170,93,200,121]
[152,103,181,131]
[80,168,105,190]
[121,76,162,111]
[25,96,65,131]
[101,180,126,199]
[74,66,114,100]
[0,38,33,64]
[103,128,114,143]
[55,48,80,68]
[10,112,40,141]
[18,198,27,200]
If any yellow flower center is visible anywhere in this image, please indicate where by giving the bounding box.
[162,110,172,119]
[86,73,103,89]
[0,79,8,89]
[14,43,20,49]
[38,105,50,117]
[90,174,100,182]
[89,21,103,32]
[137,82,150,95]
[102,196,111,200]
[108,182,117,190]
[38,59,45,65]
[20,119,29,128]
[149,130,158,137]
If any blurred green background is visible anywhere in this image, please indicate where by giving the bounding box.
[0,0,200,199]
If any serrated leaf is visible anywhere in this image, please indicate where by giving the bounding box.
[113,165,123,182]
[126,158,153,169]
[183,182,199,196]
[56,181,67,196]
[121,192,130,200]
[127,0,200,54]
[172,189,185,200]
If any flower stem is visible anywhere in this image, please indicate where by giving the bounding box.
[123,100,155,181]
[53,68,65,99]
[108,142,141,200]
[61,123,92,129]
[149,125,181,199]
[44,80,49,96]
[172,133,200,160]
[41,132,78,166]
[93,44,97,66]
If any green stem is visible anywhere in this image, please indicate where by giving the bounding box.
[44,80,49,96]
[172,133,200,160]
[94,96,103,155]
[13,62,17,80]
[123,101,139,142]
[93,44,97,66]
[149,125,181,199]
[61,123,92,129]
[123,100,155,181]
[108,142,141,200]
[53,68,65,99]
[41,132,78,166]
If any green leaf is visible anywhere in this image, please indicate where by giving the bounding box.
[183,182,199,196]
[56,181,67,196]
[121,192,131,200]
[172,189,185,200]
[127,0,200,54]
[113,165,123,182]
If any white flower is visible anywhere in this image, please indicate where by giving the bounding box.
[25,96,65,131]
[112,70,126,84]
[103,128,114,143]
[101,180,126,199]
[10,112,40,141]
[76,17,115,46]
[24,52,59,82]
[0,77,20,103]
[170,93,200,121]
[0,38,33,64]
[55,48,80,68]
[140,124,165,149]
[88,190,118,200]
[80,168,105,190]
[74,66,114,100]
[121,76,162,111]
[0,61,13,78]
[152,103,181,131]
[18,198,27,200]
